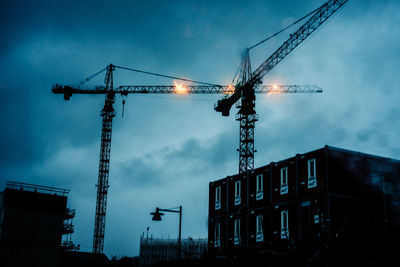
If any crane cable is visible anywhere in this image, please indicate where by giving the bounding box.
[248,4,324,50]
[76,67,107,88]
[115,65,222,87]
[74,6,323,90]
[230,4,324,86]
[73,65,222,89]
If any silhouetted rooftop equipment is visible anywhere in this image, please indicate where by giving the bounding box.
[6,181,69,196]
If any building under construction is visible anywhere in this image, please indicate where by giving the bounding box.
[0,181,77,267]
[139,236,207,267]
[208,146,400,266]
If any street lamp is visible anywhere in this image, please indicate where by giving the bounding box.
[151,206,182,261]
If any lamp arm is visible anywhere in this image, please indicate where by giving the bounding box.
[158,208,180,214]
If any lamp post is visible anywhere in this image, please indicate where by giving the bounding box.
[151,206,182,261]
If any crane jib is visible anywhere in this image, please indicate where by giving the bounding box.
[214,0,349,116]
[52,85,321,98]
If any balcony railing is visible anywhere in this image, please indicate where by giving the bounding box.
[64,208,76,219]
[63,222,74,234]
[6,181,69,196]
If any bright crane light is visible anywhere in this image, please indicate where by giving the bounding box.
[224,85,235,94]
[173,80,188,94]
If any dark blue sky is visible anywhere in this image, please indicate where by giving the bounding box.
[1,0,399,257]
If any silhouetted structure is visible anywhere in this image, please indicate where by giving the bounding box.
[139,236,207,267]
[208,146,400,266]
[60,250,110,267]
[0,181,76,267]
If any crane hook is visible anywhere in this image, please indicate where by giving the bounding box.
[122,99,126,118]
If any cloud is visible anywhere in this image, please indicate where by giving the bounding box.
[114,132,237,191]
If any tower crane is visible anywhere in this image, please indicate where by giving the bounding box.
[53,72,320,254]
[215,0,349,173]
[51,0,348,254]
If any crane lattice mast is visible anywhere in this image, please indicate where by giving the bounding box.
[215,0,348,173]
[92,65,115,254]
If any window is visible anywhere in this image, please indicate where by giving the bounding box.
[281,210,289,239]
[215,186,221,210]
[280,167,288,195]
[256,174,263,200]
[256,215,263,242]
[214,223,221,247]
[314,214,320,224]
[234,180,241,205]
[308,159,317,188]
[301,200,311,207]
[234,219,240,245]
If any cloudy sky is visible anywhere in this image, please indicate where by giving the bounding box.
[1,0,399,258]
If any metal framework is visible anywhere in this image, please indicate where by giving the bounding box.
[236,113,258,173]
[215,0,348,173]
[251,0,349,83]
[53,84,321,96]
[93,65,116,254]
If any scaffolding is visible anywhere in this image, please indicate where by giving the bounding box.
[139,236,207,267]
